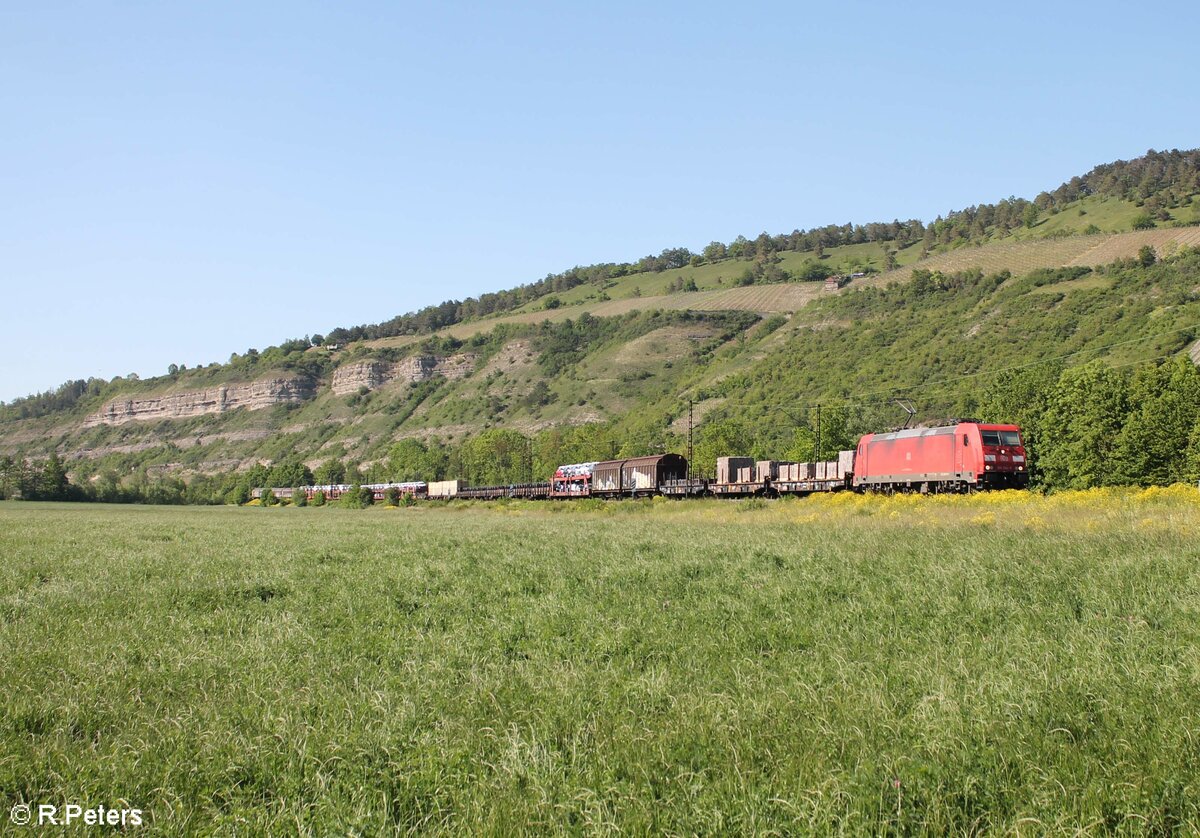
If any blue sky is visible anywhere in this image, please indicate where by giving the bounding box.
[2,1,1197,403]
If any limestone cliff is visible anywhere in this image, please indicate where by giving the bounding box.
[83,376,316,427]
[329,353,477,395]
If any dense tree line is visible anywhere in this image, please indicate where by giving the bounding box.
[923,148,1200,250]
[0,379,107,422]
[1039,148,1200,213]
[0,453,75,500]
[978,356,1200,489]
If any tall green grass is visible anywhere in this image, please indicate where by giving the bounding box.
[2,491,1199,834]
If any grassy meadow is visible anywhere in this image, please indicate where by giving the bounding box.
[3,490,1200,834]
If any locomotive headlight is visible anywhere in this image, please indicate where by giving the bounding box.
[985,465,992,470]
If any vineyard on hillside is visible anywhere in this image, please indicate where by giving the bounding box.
[410,229,1200,348]
[868,228,1200,288]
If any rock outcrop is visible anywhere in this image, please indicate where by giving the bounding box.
[329,353,477,395]
[83,376,316,427]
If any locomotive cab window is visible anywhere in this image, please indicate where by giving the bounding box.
[981,431,1003,446]
[1000,430,1021,446]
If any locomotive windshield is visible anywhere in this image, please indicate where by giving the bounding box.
[981,430,1022,446]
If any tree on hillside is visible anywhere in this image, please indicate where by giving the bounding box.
[243,463,269,490]
[314,458,346,485]
[267,458,313,489]
[0,455,16,500]
[1186,420,1200,484]
[387,438,447,481]
[532,423,622,476]
[784,426,818,463]
[1038,362,1129,489]
[693,418,754,477]
[774,406,857,463]
[1113,357,1200,485]
[978,362,1063,481]
[794,261,833,281]
[459,429,531,485]
[339,483,370,508]
[522,380,554,410]
[38,453,70,500]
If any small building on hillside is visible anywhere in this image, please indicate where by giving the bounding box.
[824,275,847,291]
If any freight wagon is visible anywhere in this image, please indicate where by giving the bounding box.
[550,462,597,498]
[455,482,551,500]
[591,454,688,498]
[710,454,854,496]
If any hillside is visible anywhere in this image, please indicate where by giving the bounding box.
[3,149,1200,499]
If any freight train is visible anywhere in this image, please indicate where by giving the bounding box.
[252,422,1027,502]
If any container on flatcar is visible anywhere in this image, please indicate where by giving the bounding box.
[716,456,753,485]
[755,460,782,482]
[428,480,462,498]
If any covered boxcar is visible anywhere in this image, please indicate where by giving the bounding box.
[591,454,688,497]
[853,422,1027,492]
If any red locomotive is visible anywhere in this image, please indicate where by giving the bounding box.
[853,422,1027,493]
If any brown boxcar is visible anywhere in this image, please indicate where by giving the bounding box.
[591,454,688,497]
